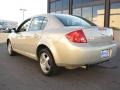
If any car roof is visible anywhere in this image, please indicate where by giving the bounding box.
[29,13,72,19]
[29,14,65,30]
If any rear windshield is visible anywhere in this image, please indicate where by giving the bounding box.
[54,14,96,27]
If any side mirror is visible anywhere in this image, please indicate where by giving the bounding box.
[13,28,17,31]
[9,28,17,33]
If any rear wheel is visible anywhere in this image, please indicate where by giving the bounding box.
[7,41,15,56]
[39,48,59,76]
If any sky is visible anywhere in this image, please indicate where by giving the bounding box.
[0,0,47,23]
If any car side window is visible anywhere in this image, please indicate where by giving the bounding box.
[17,19,31,32]
[41,17,47,30]
[29,16,47,31]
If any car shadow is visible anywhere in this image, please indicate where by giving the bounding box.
[0,42,120,78]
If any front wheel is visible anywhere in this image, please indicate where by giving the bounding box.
[7,41,15,56]
[39,48,59,76]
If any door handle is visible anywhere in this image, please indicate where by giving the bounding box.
[17,34,23,39]
[20,34,23,37]
[18,34,23,38]
[34,34,41,38]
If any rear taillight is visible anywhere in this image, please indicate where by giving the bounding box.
[65,30,87,43]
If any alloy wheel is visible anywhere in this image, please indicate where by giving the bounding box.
[40,52,51,74]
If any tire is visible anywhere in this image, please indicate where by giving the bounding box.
[7,41,15,56]
[39,48,59,76]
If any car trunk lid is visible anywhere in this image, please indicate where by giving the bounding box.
[63,26,114,45]
[82,27,113,44]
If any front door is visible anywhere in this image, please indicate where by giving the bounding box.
[21,16,47,55]
[13,19,31,52]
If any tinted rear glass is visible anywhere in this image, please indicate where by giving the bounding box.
[54,14,96,27]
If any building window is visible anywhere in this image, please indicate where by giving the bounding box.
[82,7,92,21]
[93,0,101,1]
[56,0,62,11]
[93,5,105,27]
[73,0,82,8]
[50,12,56,14]
[82,0,92,3]
[56,11,62,14]
[73,0,93,8]
[72,8,81,16]
[63,0,69,9]
[63,10,69,14]
[110,3,120,30]
[50,2,56,12]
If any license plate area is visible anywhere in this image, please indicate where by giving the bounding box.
[101,49,110,58]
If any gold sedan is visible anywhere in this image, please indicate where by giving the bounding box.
[7,14,117,76]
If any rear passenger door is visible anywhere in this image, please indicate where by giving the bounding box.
[24,16,47,55]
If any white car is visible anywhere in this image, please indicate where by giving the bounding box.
[7,14,117,76]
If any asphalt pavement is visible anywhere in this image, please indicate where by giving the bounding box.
[0,42,120,90]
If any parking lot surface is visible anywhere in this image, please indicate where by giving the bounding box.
[0,32,120,90]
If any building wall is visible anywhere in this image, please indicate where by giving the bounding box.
[48,0,120,29]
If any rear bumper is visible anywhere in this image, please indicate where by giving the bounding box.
[55,43,117,67]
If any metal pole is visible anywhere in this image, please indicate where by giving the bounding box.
[20,9,27,21]
[104,0,110,27]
